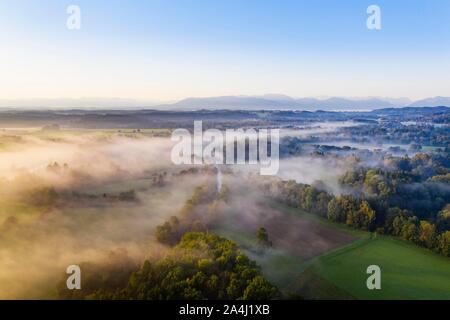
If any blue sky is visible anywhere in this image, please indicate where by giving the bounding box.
[1,0,449,101]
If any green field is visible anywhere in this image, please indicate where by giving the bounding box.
[308,236,450,299]
[216,202,450,300]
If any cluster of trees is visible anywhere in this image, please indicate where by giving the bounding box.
[386,152,449,181]
[24,186,138,208]
[328,197,376,230]
[339,153,450,220]
[25,186,59,207]
[267,180,376,231]
[46,161,69,173]
[341,152,449,188]
[266,180,332,218]
[58,232,279,300]
[155,216,183,246]
[155,185,215,246]
[437,204,450,231]
[386,207,450,255]
[179,186,215,218]
[339,122,450,148]
[123,233,279,300]
[339,168,399,197]
[155,181,230,246]
[265,178,450,257]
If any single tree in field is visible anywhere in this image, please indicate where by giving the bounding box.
[256,227,272,248]
[418,220,437,249]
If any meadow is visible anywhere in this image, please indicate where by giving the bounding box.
[216,202,450,299]
[309,236,450,299]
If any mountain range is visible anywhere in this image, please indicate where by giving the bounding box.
[158,95,450,111]
[1,95,450,111]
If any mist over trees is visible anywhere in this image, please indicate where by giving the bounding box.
[265,152,450,257]
[58,232,279,300]
[1,107,448,299]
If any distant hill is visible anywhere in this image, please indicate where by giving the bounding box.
[407,97,450,108]
[158,95,450,111]
[161,95,397,111]
[1,95,449,111]
[372,106,450,116]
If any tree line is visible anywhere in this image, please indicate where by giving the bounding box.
[264,178,450,257]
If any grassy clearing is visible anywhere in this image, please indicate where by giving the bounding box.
[273,202,450,299]
[218,201,450,299]
[309,236,450,299]
[287,268,354,299]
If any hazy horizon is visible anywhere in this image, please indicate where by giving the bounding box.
[1,95,449,110]
[1,0,450,102]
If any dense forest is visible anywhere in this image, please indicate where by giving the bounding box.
[58,232,279,300]
[264,151,450,257]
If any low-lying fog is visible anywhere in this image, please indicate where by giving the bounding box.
[279,121,360,138]
[0,123,365,298]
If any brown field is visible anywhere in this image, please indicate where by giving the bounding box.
[227,203,357,260]
[261,209,356,259]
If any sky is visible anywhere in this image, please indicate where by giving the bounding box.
[1,0,450,103]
